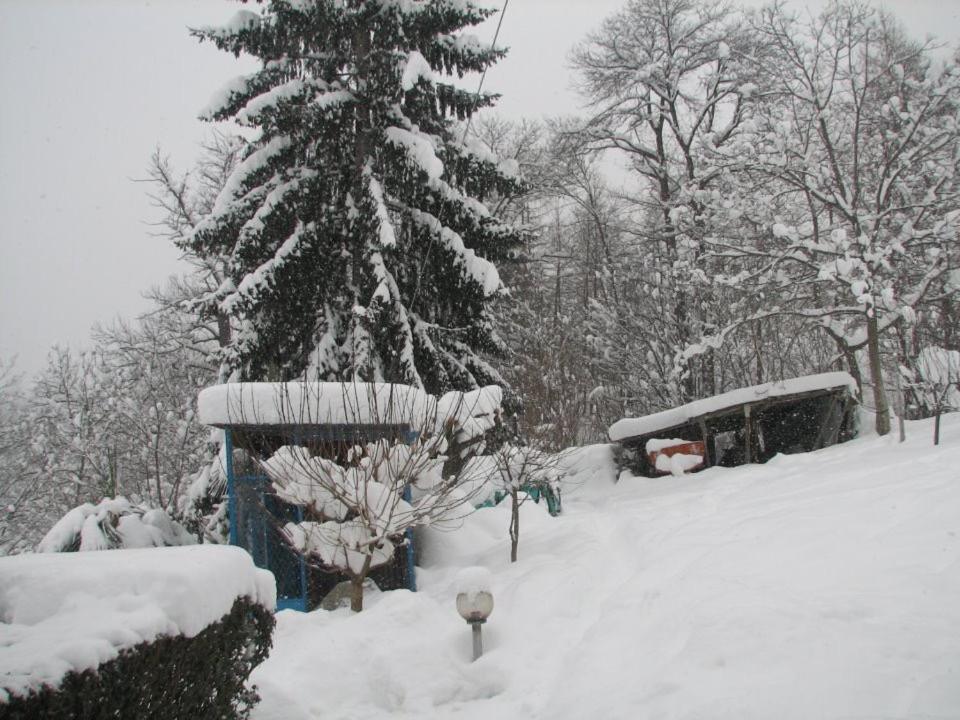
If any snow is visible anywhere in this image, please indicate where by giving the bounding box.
[236,78,307,125]
[406,207,502,296]
[313,88,354,110]
[560,443,617,492]
[198,382,437,429]
[39,499,195,553]
[0,545,275,700]
[461,446,562,501]
[645,437,690,452]
[198,382,503,443]
[365,166,396,248]
[210,135,292,218]
[261,446,350,520]
[655,451,703,476]
[227,218,313,313]
[608,371,857,441]
[497,157,520,179]
[455,566,492,596]
[401,51,434,91]
[437,385,502,450]
[287,520,397,576]
[200,72,255,120]
[249,413,960,719]
[200,9,261,40]
[384,126,444,180]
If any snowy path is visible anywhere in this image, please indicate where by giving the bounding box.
[251,416,960,720]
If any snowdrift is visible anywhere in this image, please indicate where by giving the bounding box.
[255,417,960,717]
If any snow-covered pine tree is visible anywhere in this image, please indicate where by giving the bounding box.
[191,0,524,392]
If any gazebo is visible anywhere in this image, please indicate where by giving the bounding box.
[197,382,433,611]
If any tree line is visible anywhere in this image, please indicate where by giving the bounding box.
[2,0,957,553]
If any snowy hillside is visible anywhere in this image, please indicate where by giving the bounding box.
[251,415,960,720]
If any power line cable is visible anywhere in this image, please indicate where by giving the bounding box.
[408,0,512,316]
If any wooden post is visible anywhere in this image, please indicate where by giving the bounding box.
[744,404,753,464]
[225,429,238,546]
[699,419,711,467]
[894,367,906,443]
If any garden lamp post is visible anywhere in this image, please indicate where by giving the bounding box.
[456,588,494,661]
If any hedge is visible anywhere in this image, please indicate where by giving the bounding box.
[0,596,274,720]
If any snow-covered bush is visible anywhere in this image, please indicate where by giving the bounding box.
[0,545,275,719]
[37,497,195,553]
[264,438,450,602]
[181,440,231,544]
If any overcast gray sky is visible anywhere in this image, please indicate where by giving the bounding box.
[0,0,957,376]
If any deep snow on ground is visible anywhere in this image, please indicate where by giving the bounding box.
[251,415,960,720]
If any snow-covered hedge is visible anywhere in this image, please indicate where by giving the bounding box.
[0,545,276,718]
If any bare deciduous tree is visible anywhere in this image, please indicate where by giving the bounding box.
[572,0,760,402]
[704,2,960,435]
[463,442,564,563]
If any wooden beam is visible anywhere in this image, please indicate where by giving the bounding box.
[699,418,711,467]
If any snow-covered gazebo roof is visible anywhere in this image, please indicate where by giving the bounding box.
[608,372,857,442]
[199,382,431,429]
[198,382,502,439]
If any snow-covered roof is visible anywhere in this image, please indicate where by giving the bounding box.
[198,382,436,429]
[0,545,275,700]
[608,372,857,442]
[197,382,503,441]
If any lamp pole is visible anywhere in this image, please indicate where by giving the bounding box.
[470,618,485,661]
[456,586,494,661]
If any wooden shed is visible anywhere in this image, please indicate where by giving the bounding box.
[609,372,859,477]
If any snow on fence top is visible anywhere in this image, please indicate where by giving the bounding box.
[197,382,502,440]
[608,372,857,442]
[0,545,275,701]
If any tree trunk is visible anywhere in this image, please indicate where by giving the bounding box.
[349,575,365,613]
[350,555,373,612]
[894,365,905,443]
[934,410,941,446]
[866,312,891,436]
[217,311,232,349]
[836,336,862,393]
[753,320,764,384]
[352,23,371,179]
[509,489,520,563]
[216,304,234,384]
